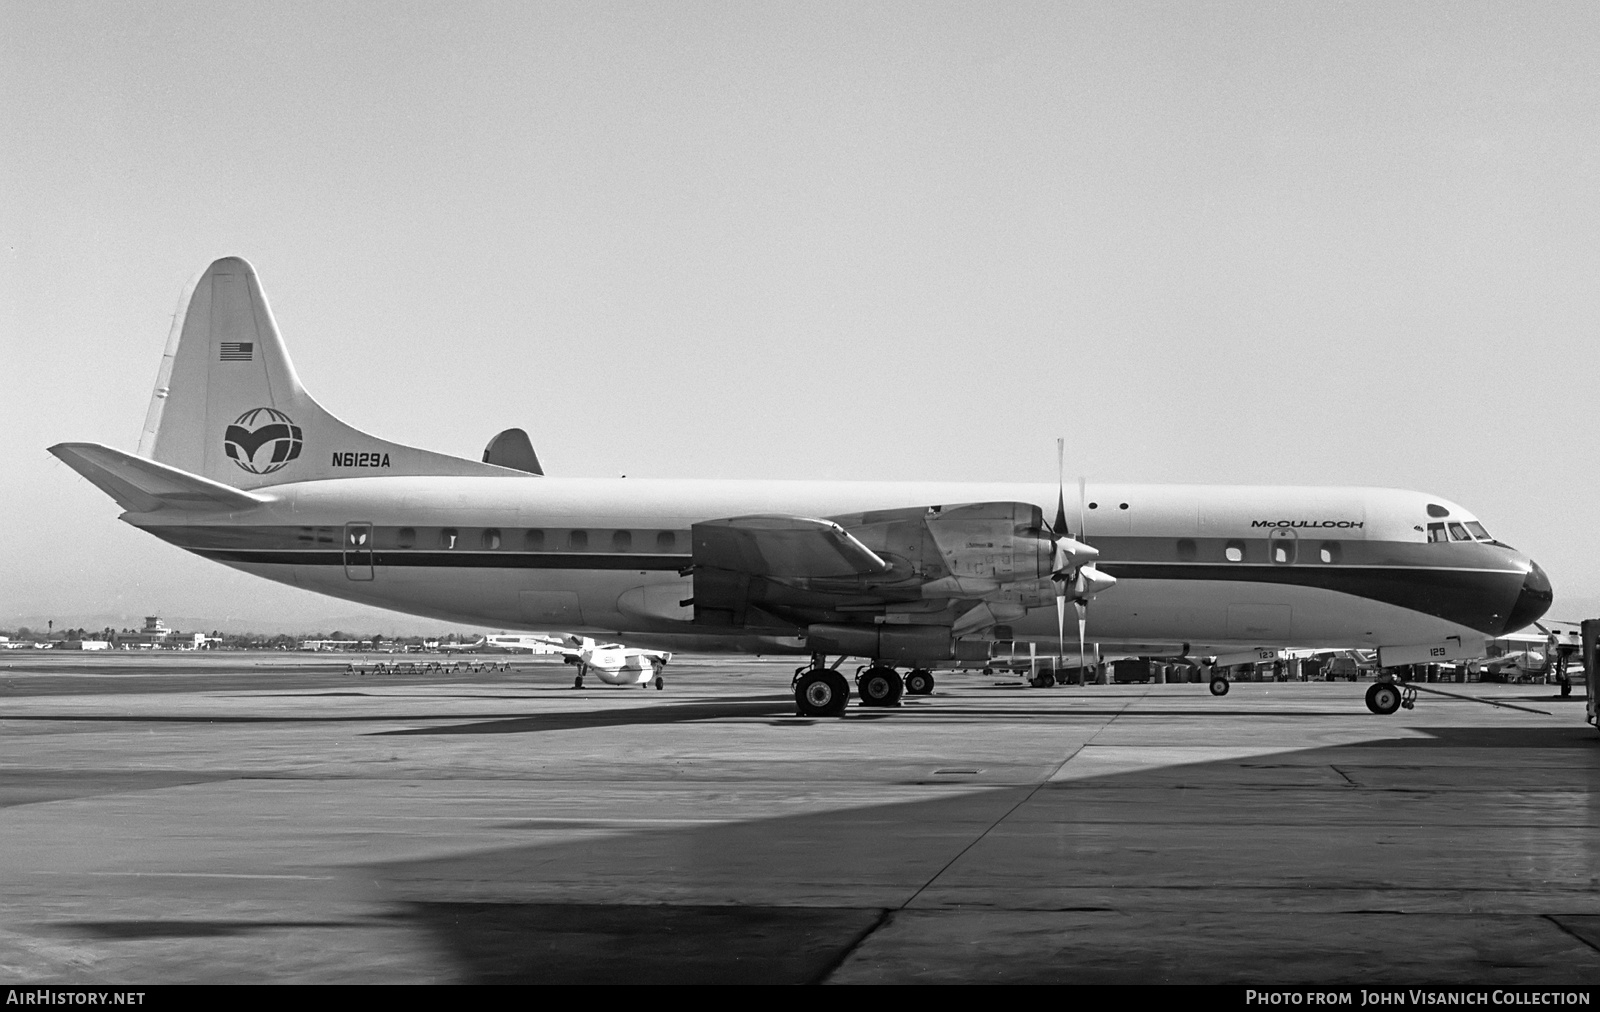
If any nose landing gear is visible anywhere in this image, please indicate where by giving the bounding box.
[1365,681,1416,715]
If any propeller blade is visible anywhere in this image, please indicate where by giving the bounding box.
[1078,475,1088,546]
[1054,438,1068,537]
[1075,599,1087,679]
[1056,594,1066,670]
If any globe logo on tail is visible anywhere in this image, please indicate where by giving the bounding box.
[224,407,303,474]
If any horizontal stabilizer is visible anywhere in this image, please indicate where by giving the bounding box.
[692,515,891,579]
[49,442,267,513]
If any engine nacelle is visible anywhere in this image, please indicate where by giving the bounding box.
[923,502,1057,584]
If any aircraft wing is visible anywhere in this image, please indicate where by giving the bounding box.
[686,503,1076,635]
[691,516,892,578]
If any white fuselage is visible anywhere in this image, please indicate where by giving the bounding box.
[129,476,1549,660]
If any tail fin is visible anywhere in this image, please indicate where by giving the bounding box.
[139,257,518,488]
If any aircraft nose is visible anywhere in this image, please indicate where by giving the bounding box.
[1503,559,1553,633]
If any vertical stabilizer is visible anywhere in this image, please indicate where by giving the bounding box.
[139,257,518,488]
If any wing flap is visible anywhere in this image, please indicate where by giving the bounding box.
[50,442,268,513]
[692,515,891,578]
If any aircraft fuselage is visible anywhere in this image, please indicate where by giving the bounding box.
[128,475,1552,658]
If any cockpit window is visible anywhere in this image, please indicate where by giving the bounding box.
[1447,523,1471,542]
[1466,522,1491,540]
[1426,523,1448,543]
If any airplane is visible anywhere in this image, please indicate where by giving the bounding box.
[480,633,672,689]
[437,637,494,653]
[559,636,672,690]
[49,258,1554,718]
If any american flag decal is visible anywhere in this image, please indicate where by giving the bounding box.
[219,342,253,362]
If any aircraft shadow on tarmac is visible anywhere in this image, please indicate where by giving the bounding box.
[371,697,799,735]
[370,699,1378,736]
[49,920,367,940]
[356,726,1600,985]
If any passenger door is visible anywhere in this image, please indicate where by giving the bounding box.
[343,522,374,581]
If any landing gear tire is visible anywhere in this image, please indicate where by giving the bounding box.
[904,669,935,695]
[1561,681,1573,698]
[573,675,584,689]
[1366,682,1402,715]
[1031,672,1055,689]
[654,675,665,691]
[795,669,850,717]
[1209,677,1230,696]
[858,666,904,707]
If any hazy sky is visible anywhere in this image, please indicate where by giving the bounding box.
[3,1,1598,630]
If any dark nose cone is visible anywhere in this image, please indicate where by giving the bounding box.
[1503,560,1553,633]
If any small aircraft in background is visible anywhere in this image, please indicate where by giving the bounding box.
[479,633,672,689]
[1470,622,1580,692]
[437,637,494,653]
[562,636,672,690]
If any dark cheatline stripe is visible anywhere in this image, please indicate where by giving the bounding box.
[196,550,689,571]
[191,551,1523,634]
[1100,562,1520,634]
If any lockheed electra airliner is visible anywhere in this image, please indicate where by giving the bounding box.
[50,258,1553,716]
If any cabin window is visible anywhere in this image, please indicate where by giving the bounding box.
[1224,540,1245,562]
[1176,539,1197,562]
[1447,523,1471,542]
[568,530,589,550]
[1320,542,1341,564]
[396,527,416,549]
[482,528,501,550]
[1466,522,1491,541]
[440,528,459,549]
[656,531,676,552]
[1271,538,1296,564]
[1427,522,1448,543]
[524,529,545,551]
[612,530,632,552]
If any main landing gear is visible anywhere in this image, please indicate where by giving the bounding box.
[792,659,934,716]
[857,665,904,707]
[1209,674,1230,696]
[793,664,850,717]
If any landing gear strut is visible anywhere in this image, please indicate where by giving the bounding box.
[857,665,904,707]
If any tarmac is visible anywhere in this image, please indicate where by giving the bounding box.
[1,651,1597,985]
